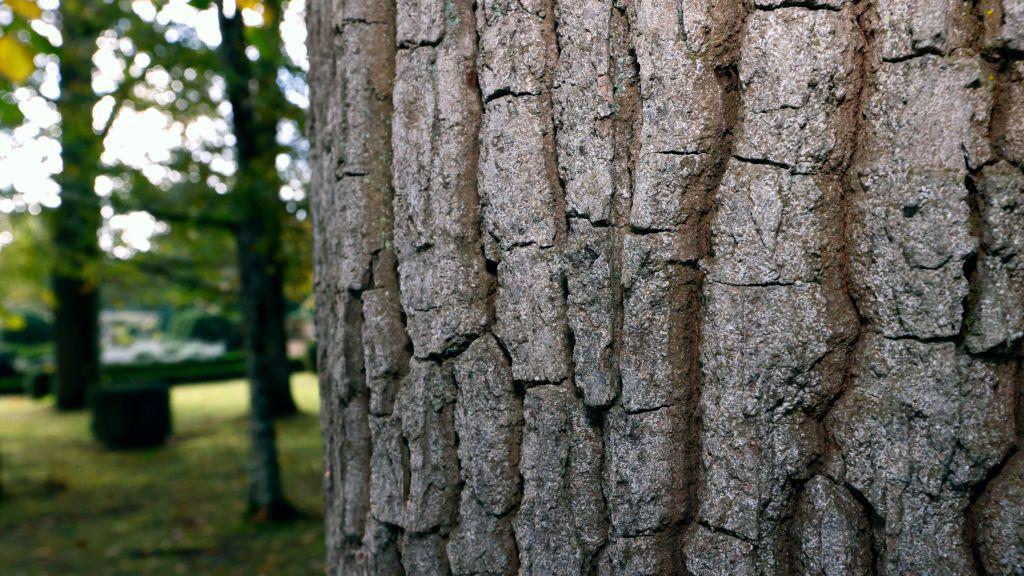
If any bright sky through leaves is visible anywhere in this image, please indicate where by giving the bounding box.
[0,0,309,257]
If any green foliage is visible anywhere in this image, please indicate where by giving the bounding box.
[0,376,325,575]
[0,378,21,394]
[0,350,17,379]
[1,0,302,293]
[100,352,306,387]
[0,0,56,127]
[168,309,243,349]
[104,351,248,386]
[95,0,313,312]
[0,213,53,316]
[1,310,53,345]
[0,217,60,378]
[1,0,313,377]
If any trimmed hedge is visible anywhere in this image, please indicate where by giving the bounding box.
[91,382,172,450]
[103,352,249,386]
[0,352,308,396]
[168,311,243,350]
[102,354,306,386]
[1,311,52,346]
[0,376,22,395]
[0,351,16,378]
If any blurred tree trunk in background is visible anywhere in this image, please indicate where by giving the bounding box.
[217,0,296,520]
[307,0,1024,574]
[217,0,296,420]
[51,0,102,411]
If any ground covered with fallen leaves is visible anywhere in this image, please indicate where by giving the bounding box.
[0,374,325,575]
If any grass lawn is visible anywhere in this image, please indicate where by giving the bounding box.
[0,374,325,576]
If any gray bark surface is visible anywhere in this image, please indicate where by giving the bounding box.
[308,0,1024,573]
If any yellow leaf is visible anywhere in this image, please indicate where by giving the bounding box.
[236,0,261,10]
[0,35,35,83]
[3,313,26,332]
[6,0,42,20]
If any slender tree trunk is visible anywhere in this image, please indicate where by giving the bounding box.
[217,2,297,419]
[51,0,102,412]
[239,220,294,519]
[52,277,100,410]
[217,1,296,520]
[309,0,1024,574]
[236,198,294,517]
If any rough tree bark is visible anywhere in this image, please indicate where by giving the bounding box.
[51,0,103,412]
[308,0,1023,574]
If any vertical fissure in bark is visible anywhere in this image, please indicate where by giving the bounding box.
[346,288,371,544]
[812,2,881,573]
[691,0,746,543]
[545,0,577,388]
[961,160,985,345]
[469,2,499,335]
[842,479,884,574]
[825,0,874,401]
[545,0,570,248]
[960,0,992,349]
[606,0,641,413]
[968,441,1020,576]
[680,0,748,564]
[808,0,873,480]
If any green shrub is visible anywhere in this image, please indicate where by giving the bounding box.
[1,311,52,346]
[168,310,243,350]
[0,351,16,378]
[0,376,21,395]
[91,382,172,450]
[103,352,248,386]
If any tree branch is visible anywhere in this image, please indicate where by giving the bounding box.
[129,258,234,298]
[142,206,239,231]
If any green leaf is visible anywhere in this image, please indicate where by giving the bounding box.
[0,97,25,127]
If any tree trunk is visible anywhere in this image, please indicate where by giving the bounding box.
[51,0,102,412]
[308,0,1024,574]
[217,2,297,420]
[217,2,296,520]
[237,218,295,518]
[52,277,100,410]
